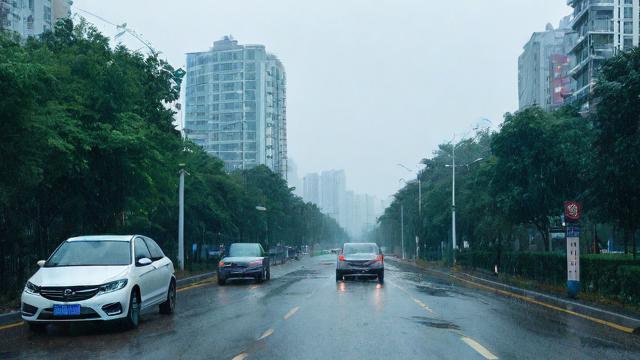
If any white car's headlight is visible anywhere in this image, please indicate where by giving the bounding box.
[97,279,128,295]
[24,281,40,295]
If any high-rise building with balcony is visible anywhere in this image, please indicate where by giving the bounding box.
[567,0,640,111]
[518,18,575,111]
[1,0,71,38]
[185,36,287,176]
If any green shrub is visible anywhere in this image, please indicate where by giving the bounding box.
[616,266,640,304]
[458,250,640,305]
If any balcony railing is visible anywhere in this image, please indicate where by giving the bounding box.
[590,19,614,33]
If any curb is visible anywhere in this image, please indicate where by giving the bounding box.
[176,271,217,287]
[0,311,20,327]
[455,271,640,334]
[0,271,218,328]
[389,257,640,334]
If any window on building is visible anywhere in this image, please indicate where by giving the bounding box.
[624,21,633,34]
[624,7,633,19]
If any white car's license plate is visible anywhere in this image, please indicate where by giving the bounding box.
[53,304,80,316]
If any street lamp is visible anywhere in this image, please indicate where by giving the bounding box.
[256,206,268,248]
[398,178,407,260]
[398,163,425,260]
[178,163,190,271]
[445,151,485,263]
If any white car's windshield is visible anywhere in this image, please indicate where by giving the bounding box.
[45,241,131,267]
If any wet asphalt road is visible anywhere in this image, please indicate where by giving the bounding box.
[1,255,640,360]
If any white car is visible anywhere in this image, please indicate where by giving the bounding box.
[21,235,176,332]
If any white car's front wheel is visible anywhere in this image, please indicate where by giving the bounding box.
[123,290,140,329]
[159,280,176,314]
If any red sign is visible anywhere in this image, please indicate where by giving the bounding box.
[564,201,582,222]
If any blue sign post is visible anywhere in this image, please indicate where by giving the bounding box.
[564,201,582,299]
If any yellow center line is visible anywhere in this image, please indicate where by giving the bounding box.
[257,328,274,340]
[0,321,24,331]
[451,274,636,334]
[461,336,499,360]
[283,306,300,320]
[176,278,216,293]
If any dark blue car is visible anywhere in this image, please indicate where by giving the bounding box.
[217,243,270,285]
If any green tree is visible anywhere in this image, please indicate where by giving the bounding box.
[590,47,640,257]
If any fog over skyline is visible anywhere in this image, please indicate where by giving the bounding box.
[73,0,571,200]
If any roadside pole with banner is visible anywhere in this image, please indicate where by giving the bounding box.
[564,201,582,299]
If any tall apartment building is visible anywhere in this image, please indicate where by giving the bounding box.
[0,0,71,38]
[567,0,640,110]
[185,36,287,176]
[518,18,575,111]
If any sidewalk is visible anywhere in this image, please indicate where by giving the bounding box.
[389,256,640,334]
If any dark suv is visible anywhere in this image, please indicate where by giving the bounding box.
[336,243,384,283]
[217,243,270,285]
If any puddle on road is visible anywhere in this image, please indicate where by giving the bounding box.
[415,284,450,297]
[280,269,327,279]
[409,316,460,330]
[579,336,619,350]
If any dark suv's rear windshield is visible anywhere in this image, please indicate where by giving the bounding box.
[45,241,131,267]
[229,243,262,257]
[343,243,379,255]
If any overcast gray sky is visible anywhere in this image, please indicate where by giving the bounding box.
[73,0,571,200]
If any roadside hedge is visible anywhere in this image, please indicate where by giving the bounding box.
[457,251,640,305]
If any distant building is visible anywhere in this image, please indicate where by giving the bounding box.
[287,158,301,196]
[304,169,382,238]
[518,18,575,111]
[320,170,346,218]
[185,36,287,176]
[303,173,320,206]
[0,0,71,38]
[566,0,640,112]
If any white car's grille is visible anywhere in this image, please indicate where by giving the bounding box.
[39,286,100,301]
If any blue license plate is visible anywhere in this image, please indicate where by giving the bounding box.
[53,304,81,316]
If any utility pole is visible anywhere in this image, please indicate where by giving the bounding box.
[451,142,457,264]
[401,204,405,260]
[178,165,188,271]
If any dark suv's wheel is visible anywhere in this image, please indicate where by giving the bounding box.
[266,266,271,280]
[378,270,384,283]
[336,271,342,282]
[159,279,176,314]
[218,277,226,286]
[123,289,140,329]
[256,267,267,283]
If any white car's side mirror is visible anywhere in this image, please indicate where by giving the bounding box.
[37,260,45,267]
[137,257,152,266]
